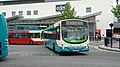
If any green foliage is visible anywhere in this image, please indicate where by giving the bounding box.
[57,2,79,20]
[111,4,120,22]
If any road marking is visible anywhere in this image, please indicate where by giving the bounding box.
[9,52,57,56]
[20,53,32,56]
[9,52,51,54]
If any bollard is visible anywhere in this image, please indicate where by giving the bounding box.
[111,37,112,48]
[119,38,120,49]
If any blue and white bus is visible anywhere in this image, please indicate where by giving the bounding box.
[0,14,9,59]
[42,19,89,52]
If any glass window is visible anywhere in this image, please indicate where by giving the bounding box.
[62,26,88,40]
[27,11,31,15]
[62,25,88,44]
[12,11,16,16]
[2,12,6,16]
[88,23,94,36]
[19,11,23,15]
[86,7,91,13]
[33,10,38,15]
[30,33,40,38]
[43,27,60,40]
[44,33,57,40]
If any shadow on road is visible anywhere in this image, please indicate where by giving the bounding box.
[0,57,17,62]
[0,58,8,62]
[45,46,88,56]
[58,52,88,56]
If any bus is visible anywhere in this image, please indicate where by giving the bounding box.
[42,19,89,53]
[8,30,44,45]
[0,14,9,59]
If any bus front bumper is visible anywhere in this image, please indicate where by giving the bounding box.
[59,46,89,52]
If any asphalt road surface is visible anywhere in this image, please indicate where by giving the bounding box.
[0,43,120,67]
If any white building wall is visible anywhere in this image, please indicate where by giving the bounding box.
[0,0,114,36]
[90,0,113,36]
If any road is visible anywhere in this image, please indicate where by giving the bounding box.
[0,42,120,67]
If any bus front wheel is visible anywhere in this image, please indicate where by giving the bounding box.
[53,43,56,52]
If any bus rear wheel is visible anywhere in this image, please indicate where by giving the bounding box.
[53,43,56,52]
[29,41,33,45]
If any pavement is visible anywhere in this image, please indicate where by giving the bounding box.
[98,45,120,52]
[91,40,120,52]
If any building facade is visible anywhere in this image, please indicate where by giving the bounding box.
[0,0,115,38]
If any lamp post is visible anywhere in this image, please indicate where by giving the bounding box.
[109,23,114,48]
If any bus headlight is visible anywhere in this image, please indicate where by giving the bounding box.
[5,39,9,48]
[62,47,64,49]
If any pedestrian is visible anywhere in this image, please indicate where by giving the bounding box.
[98,33,101,41]
[96,34,99,43]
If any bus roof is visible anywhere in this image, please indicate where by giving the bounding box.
[44,19,88,31]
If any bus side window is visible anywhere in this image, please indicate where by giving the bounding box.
[56,33,60,40]
[8,34,12,38]
[37,34,40,38]
[24,34,29,38]
[12,34,16,38]
[29,33,32,38]
[16,34,20,38]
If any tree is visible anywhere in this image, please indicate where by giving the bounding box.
[111,3,120,22]
[57,2,79,20]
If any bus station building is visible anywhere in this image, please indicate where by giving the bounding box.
[0,0,116,40]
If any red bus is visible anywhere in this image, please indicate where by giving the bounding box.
[8,30,44,45]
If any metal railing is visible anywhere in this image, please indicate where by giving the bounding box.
[89,36,104,42]
[104,37,120,49]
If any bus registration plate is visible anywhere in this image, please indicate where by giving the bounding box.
[72,50,79,52]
